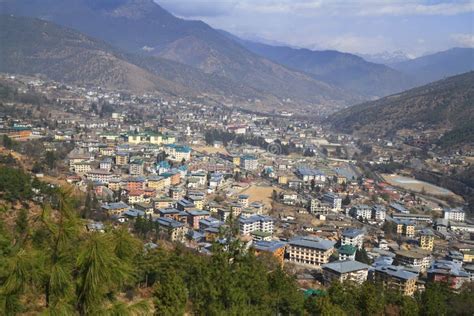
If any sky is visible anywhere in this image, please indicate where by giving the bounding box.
[156,0,474,57]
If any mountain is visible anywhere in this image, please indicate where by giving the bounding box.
[390,48,474,85]
[1,0,360,109]
[359,51,412,65]
[0,15,185,94]
[220,32,415,98]
[329,71,474,145]
[0,15,281,103]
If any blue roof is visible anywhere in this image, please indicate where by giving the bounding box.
[297,167,325,177]
[341,228,364,238]
[428,260,469,277]
[102,201,130,210]
[239,214,274,224]
[122,209,146,218]
[253,240,287,252]
[187,210,210,216]
[322,260,370,273]
[156,217,184,228]
[289,236,335,250]
[373,265,418,280]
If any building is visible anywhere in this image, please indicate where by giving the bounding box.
[156,217,187,242]
[395,249,432,273]
[240,155,258,170]
[350,205,372,221]
[238,194,250,207]
[372,205,387,222]
[371,265,418,296]
[286,236,335,267]
[322,260,370,285]
[322,192,342,211]
[341,228,364,249]
[443,208,465,222]
[165,144,191,161]
[239,215,274,235]
[394,219,416,237]
[419,228,435,251]
[101,201,130,216]
[428,260,470,289]
[310,200,332,215]
[391,213,432,225]
[87,169,114,184]
[129,160,144,175]
[252,240,287,266]
[115,152,129,166]
[338,244,357,261]
[295,167,326,183]
[187,210,210,229]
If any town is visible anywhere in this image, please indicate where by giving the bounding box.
[1,73,473,305]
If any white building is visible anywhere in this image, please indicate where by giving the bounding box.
[350,205,372,221]
[341,228,364,249]
[241,155,258,171]
[322,192,342,211]
[372,205,387,222]
[310,200,332,215]
[239,215,274,235]
[322,260,370,285]
[443,208,465,222]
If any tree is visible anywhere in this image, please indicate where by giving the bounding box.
[355,247,371,264]
[14,209,28,240]
[2,135,16,150]
[153,270,188,316]
[342,195,351,206]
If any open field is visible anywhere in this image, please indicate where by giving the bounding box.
[382,174,458,197]
[192,146,229,155]
[239,184,282,209]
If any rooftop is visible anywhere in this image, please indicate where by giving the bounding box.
[322,260,370,274]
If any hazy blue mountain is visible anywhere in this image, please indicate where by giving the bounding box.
[220,31,415,98]
[390,48,474,84]
[359,51,412,65]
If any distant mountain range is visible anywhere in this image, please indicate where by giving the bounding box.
[390,48,474,85]
[222,32,415,98]
[358,51,412,65]
[329,71,474,147]
[1,0,473,113]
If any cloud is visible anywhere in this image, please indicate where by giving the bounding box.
[451,33,474,47]
[156,0,474,18]
[156,0,238,17]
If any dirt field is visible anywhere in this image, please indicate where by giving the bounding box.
[239,184,282,209]
[192,146,229,155]
[382,174,457,197]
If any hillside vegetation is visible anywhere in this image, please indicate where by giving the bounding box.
[329,71,474,144]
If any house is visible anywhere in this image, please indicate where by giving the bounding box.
[238,194,250,207]
[99,158,113,171]
[322,260,370,285]
[164,144,191,161]
[251,230,272,241]
[341,228,364,249]
[115,152,129,166]
[295,167,326,183]
[391,213,432,225]
[177,199,195,211]
[239,215,274,235]
[389,202,409,214]
[126,177,146,191]
[371,265,418,296]
[310,200,332,215]
[286,236,335,267]
[129,159,144,175]
[252,240,287,265]
[428,260,470,289]
[156,217,187,242]
[87,169,114,184]
[101,201,130,216]
[147,175,166,190]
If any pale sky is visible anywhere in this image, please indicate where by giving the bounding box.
[156,0,474,57]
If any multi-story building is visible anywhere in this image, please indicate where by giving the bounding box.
[371,265,418,296]
[394,219,416,237]
[443,208,465,222]
[395,249,432,273]
[372,205,387,222]
[350,205,372,221]
[322,192,342,211]
[341,228,364,249]
[187,210,210,230]
[238,194,250,207]
[252,240,287,266]
[73,161,92,174]
[322,260,370,285]
[338,244,357,261]
[240,155,258,170]
[156,217,187,242]
[419,228,435,251]
[286,236,335,267]
[101,201,130,216]
[239,215,274,235]
[115,152,129,166]
[129,160,144,176]
[310,200,332,215]
[164,144,191,161]
[428,260,470,289]
[87,169,114,184]
[147,175,166,190]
